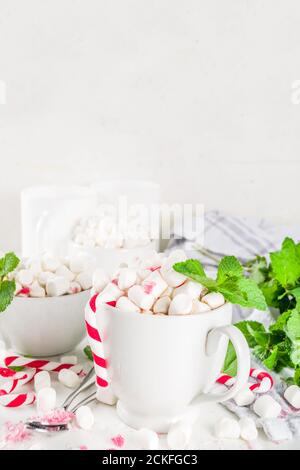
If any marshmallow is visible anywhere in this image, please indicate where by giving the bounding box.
[239,417,258,441]
[128,285,156,310]
[116,296,141,313]
[162,286,174,297]
[41,254,60,272]
[202,292,225,309]
[142,271,168,298]
[142,309,154,315]
[167,421,192,450]
[14,281,22,294]
[46,276,69,297]
[36,387,56,413]
[161,267,187,288]
[284,385,300,409]
[214,417,240,439]
[68,281,82,294]
[101,282,123,300]
[69,255,89,274]
[29,281,46,298]
[253,395,281,418]
[58,369,80,388]
[92,268,110,293]
[118,268,137,291]
[60,355,78,365]
[29,260,42,275]
[75,406,94,430]
[15,269,34,287]
[37,271,55,287]
[55,265,75,282]
[173,280,203,300]
[136,428,159,450]
[76,271,93,290]
[34,371,51,392]
[168,294,193,316]
[153,296,171,314]
[164,250,187,267]
[191,299,211,314]
[233,386,255,407]
[96,387,117,405]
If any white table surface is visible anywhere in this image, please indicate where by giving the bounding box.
[1,343,299,451]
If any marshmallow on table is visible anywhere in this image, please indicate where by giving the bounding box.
[116,296,141,313]
[55,265,75,282]
[118,268,137,291]
[253,395,281,418]
[168,294,193,316]
[167,421,192,450]
[173,280,203,300]
[41,254,60,272]
[36,387,56,413]
[29,281,46,298]
[233,386,255,407]
[284,385,300,409]
[75,406,94,430]
[136,428,159,450]
[46,276,69,297]
[60,355,78,365]
[96,387,117,406]
[142,271,168,298]
[239,417,258,441]
[214,417,240,439]
[15,269,34,287]
[192,299,211,314]
[92,268,110,293]
[128,285,155,310]
[202,292,225,309]
[58,369,80,389]
[34,371,51,392]
[153,296,171,314]
[76,271,93,290]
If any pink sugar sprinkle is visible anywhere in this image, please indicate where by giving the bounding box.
[17,287,30,296]
[111,434,125,448]
[150,266,161,272]
[36,409,75,425]
[79,445,88,450]
[143,282,155,294]
[4,422,32,443]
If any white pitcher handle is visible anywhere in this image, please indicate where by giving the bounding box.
[204,325,250,402]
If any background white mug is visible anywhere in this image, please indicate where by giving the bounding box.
[96,302,250,432]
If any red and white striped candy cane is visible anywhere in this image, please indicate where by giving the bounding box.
[4,356,82,374]
[0,368,36,408]
[85,293,116,401]
[217,368,274,394]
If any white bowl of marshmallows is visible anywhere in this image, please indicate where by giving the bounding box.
[0,252,93,357]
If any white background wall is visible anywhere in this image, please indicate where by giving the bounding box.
[0,0,299,251]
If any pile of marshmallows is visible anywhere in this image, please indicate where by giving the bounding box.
[72,212,152,250]
[11,253,93,298]
[91,249,225,315]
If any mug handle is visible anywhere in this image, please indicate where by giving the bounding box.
[204,325,250,402]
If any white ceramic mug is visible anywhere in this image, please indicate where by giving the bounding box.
[95,302,250,432]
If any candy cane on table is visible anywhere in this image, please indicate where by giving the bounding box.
[0,368,36,408]
[85,293,117,404]
[217,368,274,394]
[3,356,83,374]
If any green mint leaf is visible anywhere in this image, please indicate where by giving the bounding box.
[83,345,93,362]
[173,260,218,290]
[217,256,243,284]
[259,279,285,309]
[291,341,300,366]
[270,310,292,333]
[246,256,269,285]
[270,237,300,288]
[285,309,300,342]
[222,341,237,376]
[294,368,300,387]
[253,344,269,362]
[235,321,267,348]
[291,287,300,310]
[218,277,267,310]
[8,366,25,372]
[247,324,270,348]
[263,346,279,370]
[0,252,20,278]
[0,280,16,313]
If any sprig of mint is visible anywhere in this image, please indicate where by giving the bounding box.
[221,237,300,385]
[83,345,93,362]
[0,252,20,313]
[173,256,267,311]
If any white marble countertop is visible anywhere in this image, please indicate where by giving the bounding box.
[0,344,299,451]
